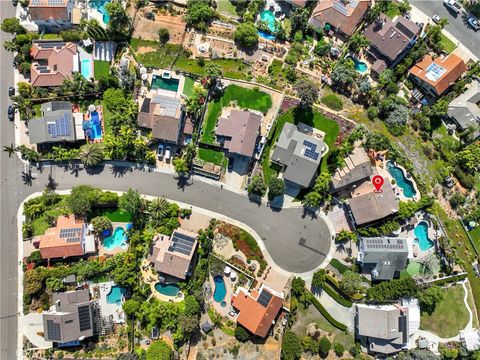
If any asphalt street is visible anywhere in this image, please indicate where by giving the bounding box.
[411,0,480,58]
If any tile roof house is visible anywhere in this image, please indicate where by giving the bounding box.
[309,0,371,37]
[28,0,73,29]
[284,0,308,7]
[364,14,420,74]
[409,53,467,97]
[215,110,262,158]
[29,101,82,145]
[34,215,95,260]
[356,299,420,355]
[137,94,184,143]
[271,122,327,188]
[357,237,409,280]
[447,79,480,139]
[147,228,198,280]
[43,289,96,344]
[331,146,373,192]
[347,182,399,226]
[231,285,284,338]
[30,40,78,87]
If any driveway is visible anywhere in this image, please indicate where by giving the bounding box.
[223,154,249,189]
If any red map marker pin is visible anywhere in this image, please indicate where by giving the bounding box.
[372,175,384,192]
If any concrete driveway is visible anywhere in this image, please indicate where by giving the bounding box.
[223,154,250,189]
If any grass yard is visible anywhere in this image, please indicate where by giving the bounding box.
[262,107,340,184]
[385,2,401,18]
[470,227,480,251]
[41,33,61,40]
[216,0,238,17]
[197,148,227,166]
[475,172,480,192]
[201,84,272,144]
[182,76,195,97]
[102,209,132,222]
[175,58,250,80]
[420,284,469,338]
[130,39,181,69]
[440,33,457,54]
[32,209,63,236]
[94,60,111,79]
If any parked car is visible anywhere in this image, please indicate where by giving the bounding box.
[228,157,234,172]
[468,17,480,30]
[8,87,14,97]
[432,15,441,23]
[157,144,164,159]
[7,105,14,121]
[165,146,171,162]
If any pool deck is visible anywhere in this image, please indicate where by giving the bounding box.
[140,260,184,303]
[381,160,421,202]
[209,274,235,317]
[92,281,126,324]
[99,222,129,256]
[148,70,185,99]
[398,213,440,260]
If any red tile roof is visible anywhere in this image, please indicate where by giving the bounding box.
[409,54,467,96]
[231,286,284,337]
[29,0,69,21]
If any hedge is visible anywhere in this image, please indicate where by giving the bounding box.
[308,292,348,331]
[327,275,365,302]
[427,273,467,287]
[322,281,353,307]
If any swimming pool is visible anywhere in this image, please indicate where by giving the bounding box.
[81,59,93,80]
[414,221,434,251]
[154,283,181,297]
[213,275,226,303]
[106,285,125,305]
[151,75,179,92]
[103,226,127,250]
[386,161,417,198]
[89,0,111,24]
[346,55,368,73]
[258,30,276,41]
[90,111,103,139]
[259,10,276,32]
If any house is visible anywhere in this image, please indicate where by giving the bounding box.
[309,0,371,37]
[29,101,84,145]
[231,284,284,338]
[215,110,262,158]
[137,94,184,144]
[28,0,74,30]
[357,237,409,280]
[347,182,399,226]
[409,53,467,98]
[33,215,95,260]
[364,14,420,75]
[460,329,480,351]
[356,299,420,355]
[331,146,373,193]
[283,0,308,7]
[147,228,198,280]
[42,289,96,345]
[30,40,78,87]
[271,122,327,188]
[447,80,480,139]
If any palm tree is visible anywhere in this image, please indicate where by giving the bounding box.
[79,143,104,167]
[148,197,169,225]
[3,144,17,158]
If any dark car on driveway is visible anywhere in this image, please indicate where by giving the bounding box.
[8,87,15,97]
[7,105,15,121]
[228,157,234,172]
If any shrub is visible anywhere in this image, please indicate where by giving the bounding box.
[234,326,250,342]
[333,343,345,357]
[281,331,303,360]
[321,94,343,111]
[318,336,331,358]
[146,340,172,360]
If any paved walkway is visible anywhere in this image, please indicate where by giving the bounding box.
[311,287,355,331]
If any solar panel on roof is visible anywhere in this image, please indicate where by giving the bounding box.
[47,122,57,138]
[60,228,81,238]
[303,139,320,161]
[257,290,273,308]
[66,237,80,243]
[168,231,195,255]
[78,305,91,332]
[395,22,415,39]
[46,320,61,341]
[151,95,180,118]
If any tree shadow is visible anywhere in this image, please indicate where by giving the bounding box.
[292,106,314,127]
[176,175,193,191]
[85,165,105,175]
[110,165,131,177]
[22,171,33,186]
[46,174,58,190]
[248,193,262,206]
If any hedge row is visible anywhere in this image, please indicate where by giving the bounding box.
[322,281,353,308]
[307,292,348,331]
[427,273,467,287]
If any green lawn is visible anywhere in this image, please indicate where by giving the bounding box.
[94,60,111,79]
[262,107,340,184]
[182,76,195,97]
[102,210,132,222]
[470,227,480,251]
[197,148,227,166]
[41,33,62,40]
[440,33,457,54]
[130,39,181,69]
[201,84,272,144]
[32,209,63,236]
[216,0,238,17]
[420,284,469,338]
[475,172,480,192]
[385,2,401,18]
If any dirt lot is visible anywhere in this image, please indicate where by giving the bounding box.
[133,8,186,44]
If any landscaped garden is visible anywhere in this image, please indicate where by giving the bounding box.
[197,148,227,166]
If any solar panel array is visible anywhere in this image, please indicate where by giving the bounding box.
[332,0,358,16]
[257,290,273,308]
[425,63,447,82]
[364,238,405,250]
[395,22,415,39]
[47,114,72,138]
[30,0,65,6]
[46,320,62,341]
[168,231,195,256]
[303,139,320,161]
[60,227,81,243]
[152,95,180,117]
[78,305,92,332]
[36,41,66,48]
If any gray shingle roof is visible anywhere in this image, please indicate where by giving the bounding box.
[29,101,77,144]
[331,146,373,191]
[448,80,480,134]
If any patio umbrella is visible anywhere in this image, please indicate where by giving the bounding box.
[324,24,331,31]
[141,73,148,81]
[140,66,147,75]
[230,271,237,281]
[224,266,231,275]
[88,104,96,112]
[469,221,477,228]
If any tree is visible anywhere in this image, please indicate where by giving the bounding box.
[449,192,466,209]
[185,0,216,32]
[79,143,104,167]
[234,326,250,342]
[419,285,444,315]
[349,33,369,53]
[204,62,223,86]
[291,277,305,297]
[119,188,142,217]
[24,270,43,296]
[385,104,409,135]
[339,270,367,297]
[455,142,480,173]
[158,28,170,45]
[46,277,65,292]
[366,278,419,302]
[67,186,94,215]
[248,175,267,197]
[331,63,357,91]
[268,177,284,200]
[398,1,411,15]
[178,314,199,334]
[173,158,189,177]
[234,21,258,49]
[1,18,26,34]
[333,343,345,357]
[146,340,173,360]
[303,170,332,208]
[319,336,331,358]
[294,79,318,108]
[122,299,141,317]
[185,85,207,116]
[281,331,303,360]
[335,230,356,243]
[302,191,322,208]
[90,216,113,234]
[148,197,169,225]
[105,0,131,41]
[311,269,326,289]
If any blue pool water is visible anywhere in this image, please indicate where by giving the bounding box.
[90,111,102,139]
[386,161,417,198]
[103,226,127,250]
[346,55,368,73]
[106,285,125,305]
[260,10,276,32]
[258,30,276,41]
[154,283,181,297]
[89,0,111,24]
[81,59,92,80]
[213,275,226,303]
[414,221,434,251]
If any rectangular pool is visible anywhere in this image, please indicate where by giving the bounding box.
[81,58,93,80]
[151,75,179,92]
